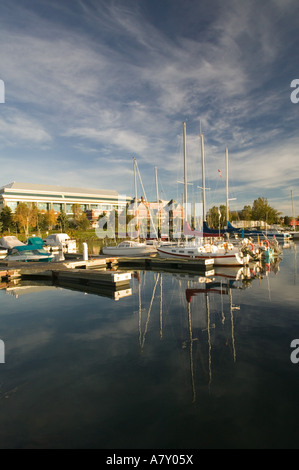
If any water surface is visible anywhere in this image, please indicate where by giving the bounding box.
[0,243,298,449]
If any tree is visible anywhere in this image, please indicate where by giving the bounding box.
[206,205,227,229]
[57,210,69,232]
[0,206,15,232]
[72,204,83,221]
[240,205,252,221]
[76,212,90,230]
[14,202,38,237]
[251,197,280,224]
[44,209,57,231]
[283,215,292,226]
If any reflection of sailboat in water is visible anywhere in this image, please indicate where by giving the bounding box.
[183,265,255,402]
[134,271,164,353]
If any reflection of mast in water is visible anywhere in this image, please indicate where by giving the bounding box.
[138,273,161,353]
[187,284,196,404]
[185,269,244,394]
[205,292,212,388]
[160,274,163,340]
[229,288,240,363]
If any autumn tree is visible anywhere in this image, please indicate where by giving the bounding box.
[14,202,38,237]
[44,209,57,231]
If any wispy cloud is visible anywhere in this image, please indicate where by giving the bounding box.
[0,0,298,212]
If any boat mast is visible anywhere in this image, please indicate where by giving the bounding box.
[200,133,206,222]
[291,189,295,232]
[183,121,188,222]
[226,147,229,225]
[133,157,139,240]
[155,166,160,239]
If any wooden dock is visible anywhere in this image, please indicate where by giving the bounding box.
[115,255,215,274]
[0,254,215,287]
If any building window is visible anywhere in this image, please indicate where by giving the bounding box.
[5,202,18,212]
[37,202,51,211]
[53,203,63,212]
[66,204,73,214]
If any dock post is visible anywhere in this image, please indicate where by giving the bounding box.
[83,243,88,261]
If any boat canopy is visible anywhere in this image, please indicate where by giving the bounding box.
[0,236,25,249]
[27,237,45,248]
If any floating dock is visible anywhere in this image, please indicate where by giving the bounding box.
[115,255,215,274]
[0,254,215,286]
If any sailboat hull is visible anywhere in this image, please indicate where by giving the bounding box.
[156,246,248,266]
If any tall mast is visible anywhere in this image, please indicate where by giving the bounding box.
[200,133,206,222]
[155,166,160,238]
[183,121,188,221]
[226,147,229,225]
[291,189,295,232]
[133,157,138,239]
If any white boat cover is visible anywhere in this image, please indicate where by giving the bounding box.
[0,236,25,249]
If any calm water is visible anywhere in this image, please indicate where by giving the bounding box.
[0,242,299,449]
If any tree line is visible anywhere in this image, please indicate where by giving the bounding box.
[0,203,90,237]
[206,197,283,229]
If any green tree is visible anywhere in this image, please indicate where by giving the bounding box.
[76,212,90,230]
[0,206,15,232]
[57,210,69,232]
[206,205,227,229]
[251,197,280,224]
[283,215,292,226]
[240,205,252,221]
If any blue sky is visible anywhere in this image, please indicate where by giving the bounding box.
[0,0,299,215]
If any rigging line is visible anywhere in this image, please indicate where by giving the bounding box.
[134,159,159,239]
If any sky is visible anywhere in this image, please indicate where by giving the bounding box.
[0,0,299,216]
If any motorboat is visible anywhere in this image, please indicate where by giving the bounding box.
[43,233,77,253]
[4,245,54,262]
[0,235,25,249]
[102,240,157,256]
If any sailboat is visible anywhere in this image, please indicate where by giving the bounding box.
[291,190,299,240]
[202,149,292,242]
[156,123,249,266]
[102,157,157,256]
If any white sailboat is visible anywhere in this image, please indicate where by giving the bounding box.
[156,123,249,266]
[291,190,299,240]
[102,157,157,257]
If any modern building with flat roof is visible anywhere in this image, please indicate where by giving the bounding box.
[0,182,130,215]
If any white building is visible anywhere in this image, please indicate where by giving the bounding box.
[0,182,130,215]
